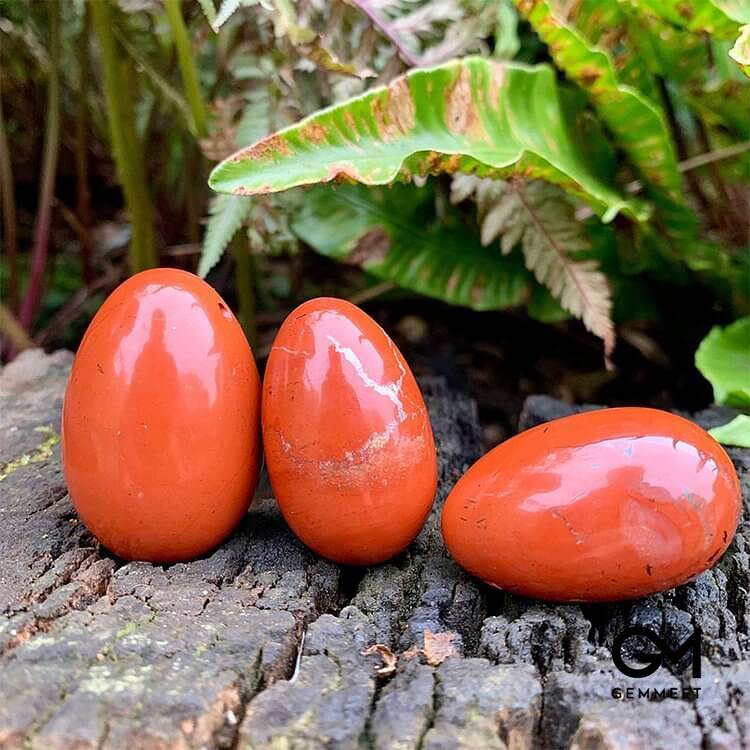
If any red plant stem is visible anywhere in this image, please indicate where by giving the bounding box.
[0,82,18,311]
[19,0,61,330]
[76,4,94,283]
[349,0,420,67]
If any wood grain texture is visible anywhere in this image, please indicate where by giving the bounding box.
[1,350,748,749]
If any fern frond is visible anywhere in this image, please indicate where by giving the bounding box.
[198,195,252,278]
[357,0,498,65]
[212,0,264,32]
[452,176,616,362]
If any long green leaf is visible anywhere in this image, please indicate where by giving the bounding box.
[631,0,749,38]
[164,0,208,137]
[560,0,661,99]
[90,0,157,271]
[515,0,685,208]
[292,183,532,311]
[209,58,643,223]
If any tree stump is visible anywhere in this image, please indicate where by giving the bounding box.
[1,350,748,750]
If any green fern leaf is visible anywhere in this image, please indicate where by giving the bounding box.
[292,182,532,311]
[198,195,252,278]
[196,0,216,26]
[452,175,615,357]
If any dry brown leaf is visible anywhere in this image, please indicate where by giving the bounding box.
[361,643,398,677]
[422,630,459,666]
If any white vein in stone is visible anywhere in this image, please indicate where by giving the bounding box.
[327,335,406,421]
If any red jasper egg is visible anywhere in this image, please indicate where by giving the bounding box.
[441,407,741,602]
[62,269,261,563]
[262,298,438,565]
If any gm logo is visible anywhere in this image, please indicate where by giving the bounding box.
[612,626,702,678]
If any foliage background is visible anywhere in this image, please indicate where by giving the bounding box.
[1,0,748,438]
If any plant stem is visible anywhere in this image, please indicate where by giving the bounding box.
[657,77,713,219]
[348,281,396,305]
[164,0,208,137]
[349,0,420,67]
[76,3,94,283]
[184,134,201,244]
[620,140,750,196]
[90,0,158,272]
[678,140,750,173]
[0,81,18,311]
[34,263,120,348]
[0,303,35,352]
[230,232,256,347]
[18,0,61,330]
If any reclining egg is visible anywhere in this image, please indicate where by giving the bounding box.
[441,407,742,602]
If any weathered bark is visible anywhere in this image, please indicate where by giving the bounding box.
[0,351,748,750]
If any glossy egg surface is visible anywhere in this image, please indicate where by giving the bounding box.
[263,298,438,565]
[62,269,261,563]
[442,407,741,602]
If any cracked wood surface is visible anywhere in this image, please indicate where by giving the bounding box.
[0,349,749,750]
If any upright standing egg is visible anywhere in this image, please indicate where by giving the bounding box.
[62,269,261,563]
[263,298,438,565]
[442,408,742,602]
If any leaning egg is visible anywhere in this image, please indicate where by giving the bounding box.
[263,297,438,565]
[62,269,261,563]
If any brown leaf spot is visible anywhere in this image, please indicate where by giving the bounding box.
[443,154,462,173]
[471,277,487,303]
[389,77,416,133]
[361,643,397,677]
[578,65,604,88]
[445,65,486,140]
[489,61,507,110]
[417,152,444,176]
[422,630,459,666]
[560,0,583,22]
[372,75,416,141]
[344,110,358,136]
[233,185,271,196]
[348,228,390,266]
[325,163,361,184]
[301,122,328,145]
[446,271,461,295]
[229,134,291,163]
[677,2,693,20]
